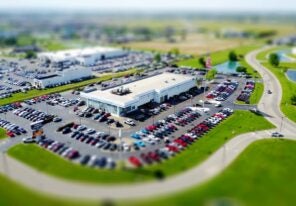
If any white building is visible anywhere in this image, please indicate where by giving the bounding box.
[38,47,127,66]
[81,73,196,116]
[33,67,92,88]
[292,47,296,55]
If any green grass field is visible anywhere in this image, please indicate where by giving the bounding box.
[256,46,288,61]
[0,69,138,106]
[262,62,296,122]
[177,44,260,69]
[123,139,296,206]
[0,128,6,139]
[8,111,274,184]
[0,174,86,206]
[2,139,294,206]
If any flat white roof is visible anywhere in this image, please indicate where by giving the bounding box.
[38,46,123,61]
[82,73,195,107]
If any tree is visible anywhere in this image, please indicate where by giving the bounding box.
[229,50,238,61]
[154,53,161,62]
[205,69,218,81]
[25,50,37,59]
[236,66,247,73]
[291,94,296,105]
[269,53,280,67]
[198,57,206,67]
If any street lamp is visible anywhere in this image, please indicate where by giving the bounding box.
[279,116,284,133]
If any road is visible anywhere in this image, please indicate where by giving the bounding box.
[0,46,295,200]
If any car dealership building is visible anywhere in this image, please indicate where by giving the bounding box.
[81,73,196,116]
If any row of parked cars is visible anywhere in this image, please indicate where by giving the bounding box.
[237,80,255,103]
[4,77,31,87]
[0,102,22,114]
[37,137,80,159]
[13,107,56,123]
[0,118,27,138]
[25,135,117,169]
[75,106,124,127]
[130,107,201,151]
[128,108,233,167]
[24,93,61,105]
[46,96,79,107]
[57,122,127,152]
[206,79,239,101]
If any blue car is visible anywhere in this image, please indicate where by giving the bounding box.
[141,129,149,134]
[134,141,146,147]
[131,133,141,139]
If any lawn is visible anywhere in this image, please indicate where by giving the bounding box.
[8,111,274,184]
[259,60,296,123]
[123,139,296,206]
[0,68,138,106]
[256,46,288,61]
[0,128,6,139]
[1,139,295,206]
[177,44,260,69]
[0,174,90,206]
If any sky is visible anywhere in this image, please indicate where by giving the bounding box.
[0,0,296,12]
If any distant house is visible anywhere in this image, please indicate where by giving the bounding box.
[13,45,42,53]
[273,35,296,45]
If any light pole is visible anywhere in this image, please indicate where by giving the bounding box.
[279,116,284,133]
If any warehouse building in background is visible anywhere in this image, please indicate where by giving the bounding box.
[81,73,196,116]
[38,46,127,67]
[33,67,92,88]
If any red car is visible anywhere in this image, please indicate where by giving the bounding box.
[166,145,179,153]
[148,151,160,162]
[6,131,15,138]
[129,156,142,167]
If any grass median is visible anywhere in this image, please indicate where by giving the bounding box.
[123,139,296,206]
[0,68,138,106]
[8,110,274,184]
[260,61,296,123]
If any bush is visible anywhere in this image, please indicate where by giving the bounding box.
[25,50,37,59]
[154,53,161,62]
[291,94,296,105]
[236,66,247,73]
[154,170,165,180]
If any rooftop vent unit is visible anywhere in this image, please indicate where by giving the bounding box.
[111,86,131,96]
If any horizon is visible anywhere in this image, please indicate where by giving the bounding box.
[1,0,296,13]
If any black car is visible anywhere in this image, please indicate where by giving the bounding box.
[80,155,90,165]
[106,118,115,125]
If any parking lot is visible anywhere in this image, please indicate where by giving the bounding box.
[0,71,253,169]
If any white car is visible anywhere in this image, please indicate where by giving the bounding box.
[124,119,136,126]
[22,137,35,144]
